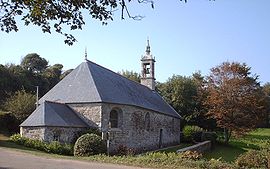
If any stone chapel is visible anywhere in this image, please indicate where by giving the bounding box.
[20,40,181,152]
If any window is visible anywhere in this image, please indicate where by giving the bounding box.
[53,132,60,141]
[109,109,118,128]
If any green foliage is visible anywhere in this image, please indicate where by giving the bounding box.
[71,128,101,144]
[74,133,106,156]
[178,150,202,160]
[157,74,215,129]
[235,149,269,169]
[0,0,154,45]
[0,54,64,107]
[201,132,218,145]
[119,70,141,83]
[116,144,136,156]
[182,125,203,142]
[4,90,36,123]
[21,53,48,73]
[0,111,19,133]
[10,134,73,155]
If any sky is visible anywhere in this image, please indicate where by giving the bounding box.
[0,0,270,84]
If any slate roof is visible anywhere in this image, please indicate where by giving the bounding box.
[20,101,88,127]
[39,60,181,119]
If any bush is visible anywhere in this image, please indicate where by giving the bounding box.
[201,132,218,145]
[10,134,73,155]
[74,133,106,156]
[116,144,136,156]
[235,149,269,168]
[178,150,202,160]
[183,125,204,142]
[0,112,19,133]
[71,128,101,144]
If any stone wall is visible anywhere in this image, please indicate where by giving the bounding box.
[68,103,102,128]
[100,103,181,153]
[44,127,85,143]
[176,141,212,153]
[20,127,45,141]
[21,126,86,143]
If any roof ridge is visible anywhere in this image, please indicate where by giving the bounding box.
[85,60,154,92]
[84,61,102,101]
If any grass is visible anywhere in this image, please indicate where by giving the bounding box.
[203,128,270,162]
[1,128,269,169]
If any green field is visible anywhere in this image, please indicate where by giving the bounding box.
[203,128,270,162]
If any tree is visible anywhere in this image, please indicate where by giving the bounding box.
[4,90,36,123]
[21,53,48,73]
[205,62,268,144]
[0,0,158,45]
[262,83,270,127]
[119,70,141,83]
[157,75,209,128]
[43,64,63,89]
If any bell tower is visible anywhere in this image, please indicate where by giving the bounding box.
[140,39,156,90]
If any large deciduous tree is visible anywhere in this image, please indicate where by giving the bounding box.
[4,90,36,123]
[0,0,158,45]
[157,74,215,129]
[205,62,268,144]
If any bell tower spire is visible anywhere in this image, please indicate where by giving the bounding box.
[140,38,156,90]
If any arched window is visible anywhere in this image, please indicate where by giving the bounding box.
[145,112,150,131]
[109,109,118,128]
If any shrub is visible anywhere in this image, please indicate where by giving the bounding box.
[0,112,19,133]
[9,134,73,155]
[178,150,202,160]
[235,149,269,168]
[74,133,106,156]
[201,132,218,145]
[183,125,204,142]
[116,145,136,156]
[71,128,101,144]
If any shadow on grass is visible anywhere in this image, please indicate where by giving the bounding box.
[203,143,246,162]
[0,139,35,151]
[229,140,261,150]
[244,134,270,141]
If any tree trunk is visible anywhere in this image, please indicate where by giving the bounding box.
[224,128,229,144]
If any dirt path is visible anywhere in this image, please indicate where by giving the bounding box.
[0,148,148,169]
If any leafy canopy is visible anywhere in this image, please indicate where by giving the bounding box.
[0,0,158,45]
[4,89,36,122]
[205,62,268,143]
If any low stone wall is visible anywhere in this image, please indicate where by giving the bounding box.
[176,141,211,153]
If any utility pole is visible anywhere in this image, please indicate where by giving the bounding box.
[36,86,39,108]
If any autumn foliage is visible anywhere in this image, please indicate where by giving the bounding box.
[204,62,268,143]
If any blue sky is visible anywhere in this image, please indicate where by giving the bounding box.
[0,0,269,84]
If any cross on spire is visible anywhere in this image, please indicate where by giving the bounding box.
[84,47,88,61]
[146,37,151,55]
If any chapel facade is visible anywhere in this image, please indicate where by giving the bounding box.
[20,41,181,153]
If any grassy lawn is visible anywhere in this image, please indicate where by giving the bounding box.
[203,128,270,162]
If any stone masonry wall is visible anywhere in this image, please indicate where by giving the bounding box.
[21,126,86,143]
[44,127,85,143]
[101,103,180,153]
[68,103,102,128]
[20,127,45,141]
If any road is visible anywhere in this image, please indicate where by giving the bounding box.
[0,148,148,169]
